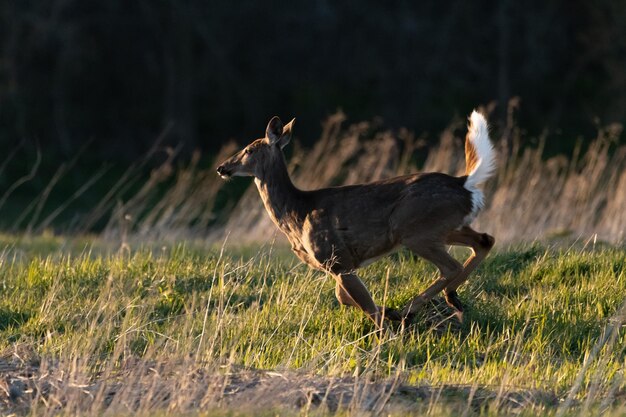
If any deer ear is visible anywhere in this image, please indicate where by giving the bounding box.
[278,118,295,149]
[266,116,284,145]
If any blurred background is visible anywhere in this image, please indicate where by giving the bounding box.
[0,1,625,240]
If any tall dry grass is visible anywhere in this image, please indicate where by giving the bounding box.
[100,106,625,245]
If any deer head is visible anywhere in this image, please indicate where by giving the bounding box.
[216,116,295,180]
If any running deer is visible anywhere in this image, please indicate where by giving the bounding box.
[217,111,496,329]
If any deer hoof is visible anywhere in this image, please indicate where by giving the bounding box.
[454,310,464,323]
[444,290,464,322]
[381,306,404,322]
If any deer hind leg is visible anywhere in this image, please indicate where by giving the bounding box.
[401,244,463,318]
[334,273,391,328]
[442,226,495,314]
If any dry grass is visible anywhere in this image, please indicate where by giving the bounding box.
[94,105,625,245]
[0,354,562,416]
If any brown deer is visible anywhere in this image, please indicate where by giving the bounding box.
[217,111,496,329]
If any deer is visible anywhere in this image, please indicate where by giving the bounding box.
[216,111,496,330]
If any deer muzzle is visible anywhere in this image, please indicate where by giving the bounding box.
[216,165,231,179]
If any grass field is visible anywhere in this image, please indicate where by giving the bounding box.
[0,234,625,416]
[0,102,623,416]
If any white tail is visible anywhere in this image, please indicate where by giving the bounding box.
[463,111,496,222]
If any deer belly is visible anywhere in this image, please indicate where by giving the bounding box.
[358,245,399,268]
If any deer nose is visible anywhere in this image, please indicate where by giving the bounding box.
[216,165,226,176]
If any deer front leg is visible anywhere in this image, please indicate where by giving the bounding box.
[334,273,385,329]
[335,281,403,322]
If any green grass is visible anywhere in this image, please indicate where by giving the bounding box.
[0,235,625,415]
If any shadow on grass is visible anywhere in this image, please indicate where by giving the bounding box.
[487,244,545,276]
[0,308,30,331]
[477,244,545,298]
[395,292,604,366]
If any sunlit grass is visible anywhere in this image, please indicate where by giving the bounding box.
[0,236,625,415]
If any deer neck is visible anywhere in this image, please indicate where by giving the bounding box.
[254,156,302,230]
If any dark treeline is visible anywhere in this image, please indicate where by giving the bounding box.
[0,0,625,162]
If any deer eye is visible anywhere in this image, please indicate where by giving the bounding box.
[244,148,251,155]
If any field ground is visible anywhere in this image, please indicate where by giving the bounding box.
[0,234,625,416]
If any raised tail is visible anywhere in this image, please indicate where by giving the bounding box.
[463,111,496,223]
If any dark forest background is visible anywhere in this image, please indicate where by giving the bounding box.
[0,1,625,230]
[2,1,626,157]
